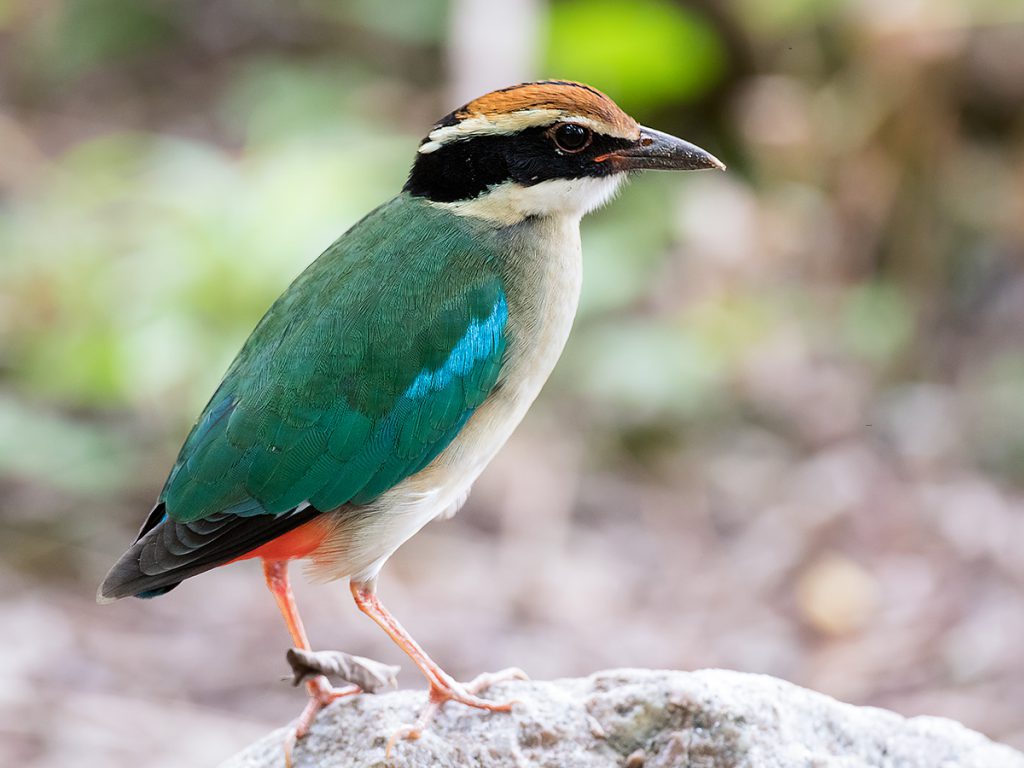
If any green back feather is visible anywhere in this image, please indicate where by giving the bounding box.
[159,194,508,523]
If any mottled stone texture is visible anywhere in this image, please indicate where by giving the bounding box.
[220,669,1024,768]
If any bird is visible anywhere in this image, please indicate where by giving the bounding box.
[98,80,723,742]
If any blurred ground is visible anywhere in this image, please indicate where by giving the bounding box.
[2,1,1024,766]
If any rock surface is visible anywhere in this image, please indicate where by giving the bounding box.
[220,668,1024,768]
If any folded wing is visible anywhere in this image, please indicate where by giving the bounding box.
[100,199,507,600]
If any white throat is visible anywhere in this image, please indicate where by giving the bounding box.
[430,174,626,226]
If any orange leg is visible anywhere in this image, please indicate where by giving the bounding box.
[263,560,361,738]
[350,579,526,750]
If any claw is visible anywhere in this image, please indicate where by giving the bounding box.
[282,674,361,766]
[466,666,529,693]
[384,667,527,758]
[283,728,297,768]
[296,675,361,737]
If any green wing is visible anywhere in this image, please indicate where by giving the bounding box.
[100,196,507,599]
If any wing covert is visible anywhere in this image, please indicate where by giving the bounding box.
[159,198,508,531]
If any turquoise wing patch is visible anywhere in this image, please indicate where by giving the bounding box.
[101,196,519,599]
[159,281,509,524]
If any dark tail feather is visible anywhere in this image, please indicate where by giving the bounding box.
[97,501,322,603]
[135,583,180,599]
[98,502,171,603]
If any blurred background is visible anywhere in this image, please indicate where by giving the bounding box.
[2,0,1024,764]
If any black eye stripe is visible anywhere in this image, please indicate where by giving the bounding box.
[405,127,632,203]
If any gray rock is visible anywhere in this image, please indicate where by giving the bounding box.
[220,668,1024,768]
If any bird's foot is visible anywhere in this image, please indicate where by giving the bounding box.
[284,675,362,767]
[429,666,528,710]
[386,667,527,756]
[296,675,362,736]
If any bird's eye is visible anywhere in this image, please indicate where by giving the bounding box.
[551,123,592,153]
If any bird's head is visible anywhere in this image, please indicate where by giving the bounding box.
[404,80,724,225]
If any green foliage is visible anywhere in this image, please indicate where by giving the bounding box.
[579,177,678,315]
[545,0,726,111]
[221,58,376,145]
[1,125,408,414]
[51,0,178,77]
[569,320,726,420]
[733,0,842,33]
[841,282,914,364]
[341,0,449,43]
[0,0,16,29]
[0,397,140,496]
[968,356,1024,484]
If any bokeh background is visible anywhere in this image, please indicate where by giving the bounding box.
[3,0,1024,765]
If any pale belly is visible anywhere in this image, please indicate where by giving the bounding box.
[306,216,583,584]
